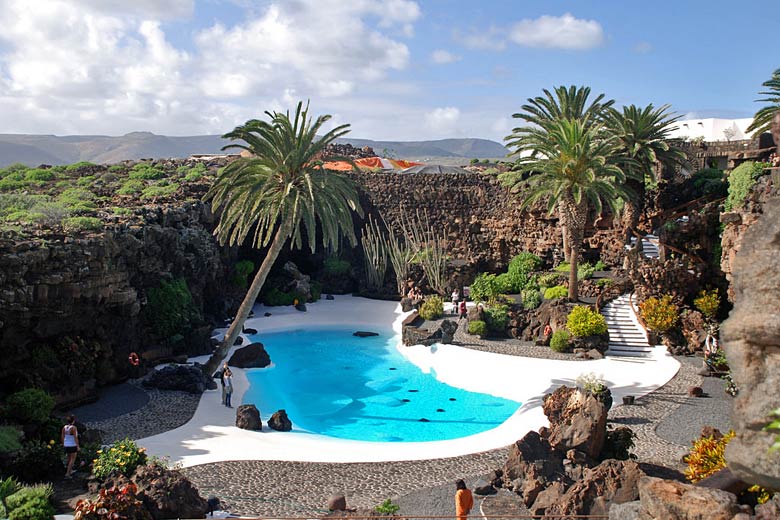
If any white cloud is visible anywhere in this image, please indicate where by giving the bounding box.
[508,13,604,50]
[425,106,461,136]
[431,49,461,64]
[633,41,653,54]
[457,26,506,51]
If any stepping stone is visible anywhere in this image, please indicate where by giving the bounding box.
[353,331,379,337]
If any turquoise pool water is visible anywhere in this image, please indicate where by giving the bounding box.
[242,327,521,442]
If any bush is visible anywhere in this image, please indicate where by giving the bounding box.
[468,320,487,337]
[508,252,542,275]
[694,289,720,319]
[58,188,97,212]
[484,303,509,333]
[724,161,769,212]
[555,261,599,280]
[76,175,96,187]
[128,163,165,180]
[419,295,444,320]
[145,278,200,337]
[107,164,125,173]
[692,168,727,197]
[140,183,179,199]
[65,161,96,171]
[9,442,63,483]
[230,260,255,288]
[310,280,322,302]
[567,306,608,337]
[92,438,147,480]
[3,389,55,425]
[595,278,613,288]
[73,483,151,520]
[23,169,54,182]
[62,216,103,232]
[521,288,542,310]
[0,477,21,517]
[5,484,55,520]
[538,273,562,288]
[544,285,568,299]
[550,330,571,352]
[470,272,500,301]
[494,272,516,294]
[323,257,351,276]
[639,294,679,332]
[262,287,298,306]
[601,426,637,461]
[373,499,400,515]
[0,425,22,453]
[117,179,144,195]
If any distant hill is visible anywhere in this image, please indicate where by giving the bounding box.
[0,132,508,167]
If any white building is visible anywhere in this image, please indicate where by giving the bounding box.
[669,118,754,142]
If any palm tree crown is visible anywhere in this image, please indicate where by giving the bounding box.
[746,68,780,137]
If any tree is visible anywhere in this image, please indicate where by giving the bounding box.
[746,68,780,137]
[504,85,614,261]
[204,101,363,373]
[606,104,686,237]
[501,118,628,301]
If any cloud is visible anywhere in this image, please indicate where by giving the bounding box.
[431,49,461,64]
[425,106,461,135]
[457,26,506,51]
[508,13,604,50]
[633,41,653,54]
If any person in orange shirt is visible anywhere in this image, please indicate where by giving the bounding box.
[455,479,473,520]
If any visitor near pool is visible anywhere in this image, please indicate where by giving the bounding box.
[455,479,473,520]
[224,368,234,408]
[62,415,79,479]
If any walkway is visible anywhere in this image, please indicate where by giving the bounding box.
[603,294,660,359]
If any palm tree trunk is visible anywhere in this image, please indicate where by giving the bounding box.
[205,222,290,375]
[561,223,570,262]
[568,241,579,301]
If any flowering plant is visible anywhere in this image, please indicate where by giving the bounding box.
[639,294,679,332]
[92,438,147,480]
[575,372,607,394]
[74,483,152,520]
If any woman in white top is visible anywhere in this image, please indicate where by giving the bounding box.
[61,415,79,478]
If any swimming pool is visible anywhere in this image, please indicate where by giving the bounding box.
[242,327,521,442]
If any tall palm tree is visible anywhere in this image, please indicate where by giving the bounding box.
[501,118,628,301]
[204,101,363,373]
[504,85,614,261]
[746,68,780,137]
[606,104,686,236]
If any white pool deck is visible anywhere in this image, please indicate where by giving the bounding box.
[138,295,679,467]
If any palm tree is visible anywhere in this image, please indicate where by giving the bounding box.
[501,118,628,301]
[606,104,686,237]
[504,85,614,261]
[204,101,363,374]
[746,68,780,137]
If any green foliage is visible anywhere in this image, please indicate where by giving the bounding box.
[544,285,568,299]
[140,183,179,199]
[323,257,351,276]
[419,295,444,320]
[179,163,208,182]
[107,164,125,173]
[128,162,165,180]
[117,179,145,195]
[5,484,54,520]
[556,261,600,280]
[65,161,96,171]
[76,175,96,187]
[62,216,103,233]
[310,280,322,301]
[0,477,21,512]
[23,169,54,182]
[230,260,255,288]
[373,499,400,515]
[550,330,571,352]
[694,289,720,319]
[509,252,542,274]
[92,438,148,480]
[724,161,769,211]
[468,320,487,337]
[145,278,200,338]
[567,306,608,337]
[3,389,55,425]
[692,168,727,197]
[639,294,679,332]
[538,272,563,288]
[764,408,780,453]
[484,303,509,333]
[9,442,63,483]
[493,272,516,294]
[0,178,25,191]
[57,187,97,212]
[470,272,501,301]
[522,288,542,310]
[0,425,22,453]
[595,278,613,288]
[112,207,133,216]
[601,426,637,460]
[262,288,298,306]
[0,163,29,176]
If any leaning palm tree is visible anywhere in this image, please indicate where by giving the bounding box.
[504,85,614,261]
[501,118,628,301]
[746,68,780,137]
[606,104,686,235]
[204,101,363,373]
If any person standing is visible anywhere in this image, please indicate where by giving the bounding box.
[459,300,468,320]
[451,288,460,315]
[61,415,79,478]
[455,479,473,520]
[224,368,234,408]
[220,362,228,405]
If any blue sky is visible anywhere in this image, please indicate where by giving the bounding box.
[0,0,776,141]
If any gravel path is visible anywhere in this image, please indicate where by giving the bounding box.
[69,382,150,422]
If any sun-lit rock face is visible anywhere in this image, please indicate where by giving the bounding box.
[721,197,780,490]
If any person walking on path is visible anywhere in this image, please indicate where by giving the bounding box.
[455,479,473,520]
[220,362,228,405]
[61,415,79,478]
[458,300,468,320]
[451,288,460,315]
[224,368,234,408]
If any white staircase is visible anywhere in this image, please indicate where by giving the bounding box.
[627,234,660,259]
[603,294,655,358]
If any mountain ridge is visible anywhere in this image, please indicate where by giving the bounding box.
[0,132,508,167]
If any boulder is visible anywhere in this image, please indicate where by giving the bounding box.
[327,494,347,511]
[235,404,262,431]
[542,386,608,459]
[637,476,739,520]
[402,319,458,346]
[142,364,213,394]
[242,327,257,335]
[228,342,271,369]
[473,479,497,496]
[502,430,564,486]
[268,409,292,431]
[132,463,208,520]
[608,500,643,520]
[400,297,414,312]
[529,481,567,516]
[755,493,780,519]
[353,331,379,337]
[721,198,780,490]
[295,303,307,312]
[283,261,312,301]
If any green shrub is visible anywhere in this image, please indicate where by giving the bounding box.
[544,285,568,299]
[508,252,542,274]
[6,484,54,520]
[538,273,562,288]
[0,425,22,453]
[145,278,200,337]
[128,163,165,180]
[23,169,54,182]
[567,306,608,337]
[112,207,133,216]
[3,389,55,425]
[310,280,323,301]
[76,175,96,187]
[0,163,29,176]
[692,168,727,197]
[58,187,97,212]
[470,272,500,301]
[0,477,21,515]
[9,442,63,483]
[117,179,144,195]
[419,295,444,320]
[373,499,400,515]
[230,260,255,288]
[140,183,179,199]
[639,294,679,332]
[179,163,207,182]
[601,426,637,460]
[62,216,103,232]
[555,261,599,280]
[73,483,151,520]
[725,161,769,211]
[550,330,571,352]
[595,278,613,288]
[521,288,542,310]
[694,289,720,319]
[65,161,96,171]
[493,272,515,294]
[468,320,487,336]
[323,257,351,276]
[262,287,298,306]
[484,303,509,333]
[107,164,125,173]
[0,178,25,191]
[92,438,147,480]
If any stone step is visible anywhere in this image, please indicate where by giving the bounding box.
[608,344,655,351]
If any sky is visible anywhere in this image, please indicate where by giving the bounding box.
[0,0,777,142]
